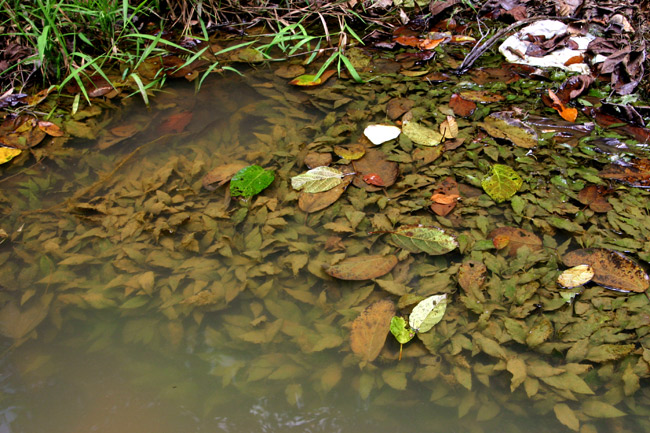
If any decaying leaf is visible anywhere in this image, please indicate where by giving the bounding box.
[298,176,352,213]
[545,89,578,122]
[409,294,447,333]
[480,112,538,149]
[352,149,399,190]
[458,261,487,293]
[324,255,398,280]
[563,248,649,293]
[577,185,612,212]
[390,225,458,255]
[386,98,415,120]
[304,152,332,168]
[291,166,345,193]
[557,265,594,288]
[440,115,458,139]
[430,176,459,216]
[488,227,542,256]
[202,162,248,190]
[363,124,401,145]
[350,299,396,363]
[481,164,523,203]
[0,146,22,165]
[599,158,650,188]
[402,120,442,146]
[449,93,476,117]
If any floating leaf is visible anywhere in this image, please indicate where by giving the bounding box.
[390,316,415,344]
[298,176,352,213]
[480,112,538,149]
[350,299,395,363]
[401,120,442,146]
[562,248,649,293]
[409,294,447,333]
[363,124,401,145]
[488,227,542,256]
[390,225,458,255]
[0,146,22,165]
[363,173,384,186]
[325,255,398,280]
[334,143,366,160]
[557,265,594,288]
[291,166,344,193]
[230,165,275,197]
[288,70,336,86]
[481,164,523,203]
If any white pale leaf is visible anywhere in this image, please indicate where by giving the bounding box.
[409,294,447,333]
[364,124,401,145]
[557,265,594,288]
[291,166,344,193]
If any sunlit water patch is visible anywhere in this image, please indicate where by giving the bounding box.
[2,64,650,433]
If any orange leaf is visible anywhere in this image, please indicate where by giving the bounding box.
[430,193,459,205]
[418,38,445,50]
[547,89,577,123]
[37,120,64,137]
[492,235,510,250]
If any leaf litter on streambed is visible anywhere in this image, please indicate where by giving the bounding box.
[3,35,650,432]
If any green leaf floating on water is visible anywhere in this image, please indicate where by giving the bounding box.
[230,165,275,197]
[390,316,415,344]
[481,164,523,203]
[390,225,458,255]
[409,294,447,333]
[291,166,344,193]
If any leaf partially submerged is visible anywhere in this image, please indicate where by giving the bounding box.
[325,255,398,280]
[557,265,594,288]
[482,164,523,203]
[230,165,275,197]
[409,294,447,333]
[0,146,22,165]
[289,70,336,86]
[599,158,650,188]
[350,299,395,363]
[291,166,344,193]
[562,248,649,293]
[390,225,458,255]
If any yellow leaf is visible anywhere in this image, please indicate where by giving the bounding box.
[0,147,21,165]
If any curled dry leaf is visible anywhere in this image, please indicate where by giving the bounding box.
[557,264,594,288]
[562,248,649,293]
[440,115,458,139]
[350,299,396,363]
[488,227,542,257]
[324,254,398,280]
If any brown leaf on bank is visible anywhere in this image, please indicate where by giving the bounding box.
[352,148,399,191]
[449,93,476,117]
[577,185,612,212]
[563,248,649,293]
[299,176,352,213]
[350,299,395,363]
[325,254,398,280]
[598,158,650,188]
[430,176,459,216]
[488,227,542,256]
[202,162,248,190]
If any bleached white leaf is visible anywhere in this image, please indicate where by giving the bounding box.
[364,124,401,145]
[409,294,447,333]
[291,166,344,193]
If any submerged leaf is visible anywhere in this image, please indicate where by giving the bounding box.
[402,120,442,146]
[334,143,366,160]
[409,294,447,333]
[350,300,395,363]
[390,225,458,255]
[481,164,523,203]
[230,165,275,197]
[325,255,398,280]
[298,176,352,213]
[488,227,542,256]
[291,166,344,193]
[562,248,649,293]
[0,300,49,340]
[289,70,335,86]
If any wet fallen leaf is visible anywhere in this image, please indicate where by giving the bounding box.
[492,234,510,250]
[577,185,612,212]
[350,299,395,363]
[480,112,538,149]
[334,144,366,160]
[298,176,352,213]
[159,110,193,134]
[304,152,332,168]
[0,146,22,165]
[202,162,248,190]
[291,166,344,193]
[274,64,306,79]
[557,265,594,288]
[458,90,505,103]
[554,403,580,431]
[598,158,650,188]
[431,193,459,204]
[481,164,523,203]
[562,248,649,293]
[363,124,401,145]
[440,115,458,139]
[0,300,49,340]
[325,255,398,280]
[390,225,458,255]
[580,400,626,418]
[545,89,578,122]
[352,149,399,190]
[458,261,487,293]
[386,98,415,120]
[449,93,476,117]
[37,120,64,137]
[488,227,542,256]
[402,120,442,146]
[409,294,447,333]
[363,173,384,186]
[230,165,275,197]
[430,176,459,216]
[289,70,336,86]
[390,316,414,344]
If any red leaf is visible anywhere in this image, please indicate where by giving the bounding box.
[160,110,193,134]
[363,173,385,186]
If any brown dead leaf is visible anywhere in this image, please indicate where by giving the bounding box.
[577,185,612,212]
[0,300,49,340]
[202,162,248,190]
[299,176,352,213]
[37,121,64,137]
[430,176,459,216]
[386,97,415,120]
[325,255,398,280]
[563,248,649,293]
[449,93,476,117]
[304,152,332,168]
[488,227,542,256]
[458,261,487,293]
[598,158,650,188]
[350,299,395,363]
[352,149,399,191]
